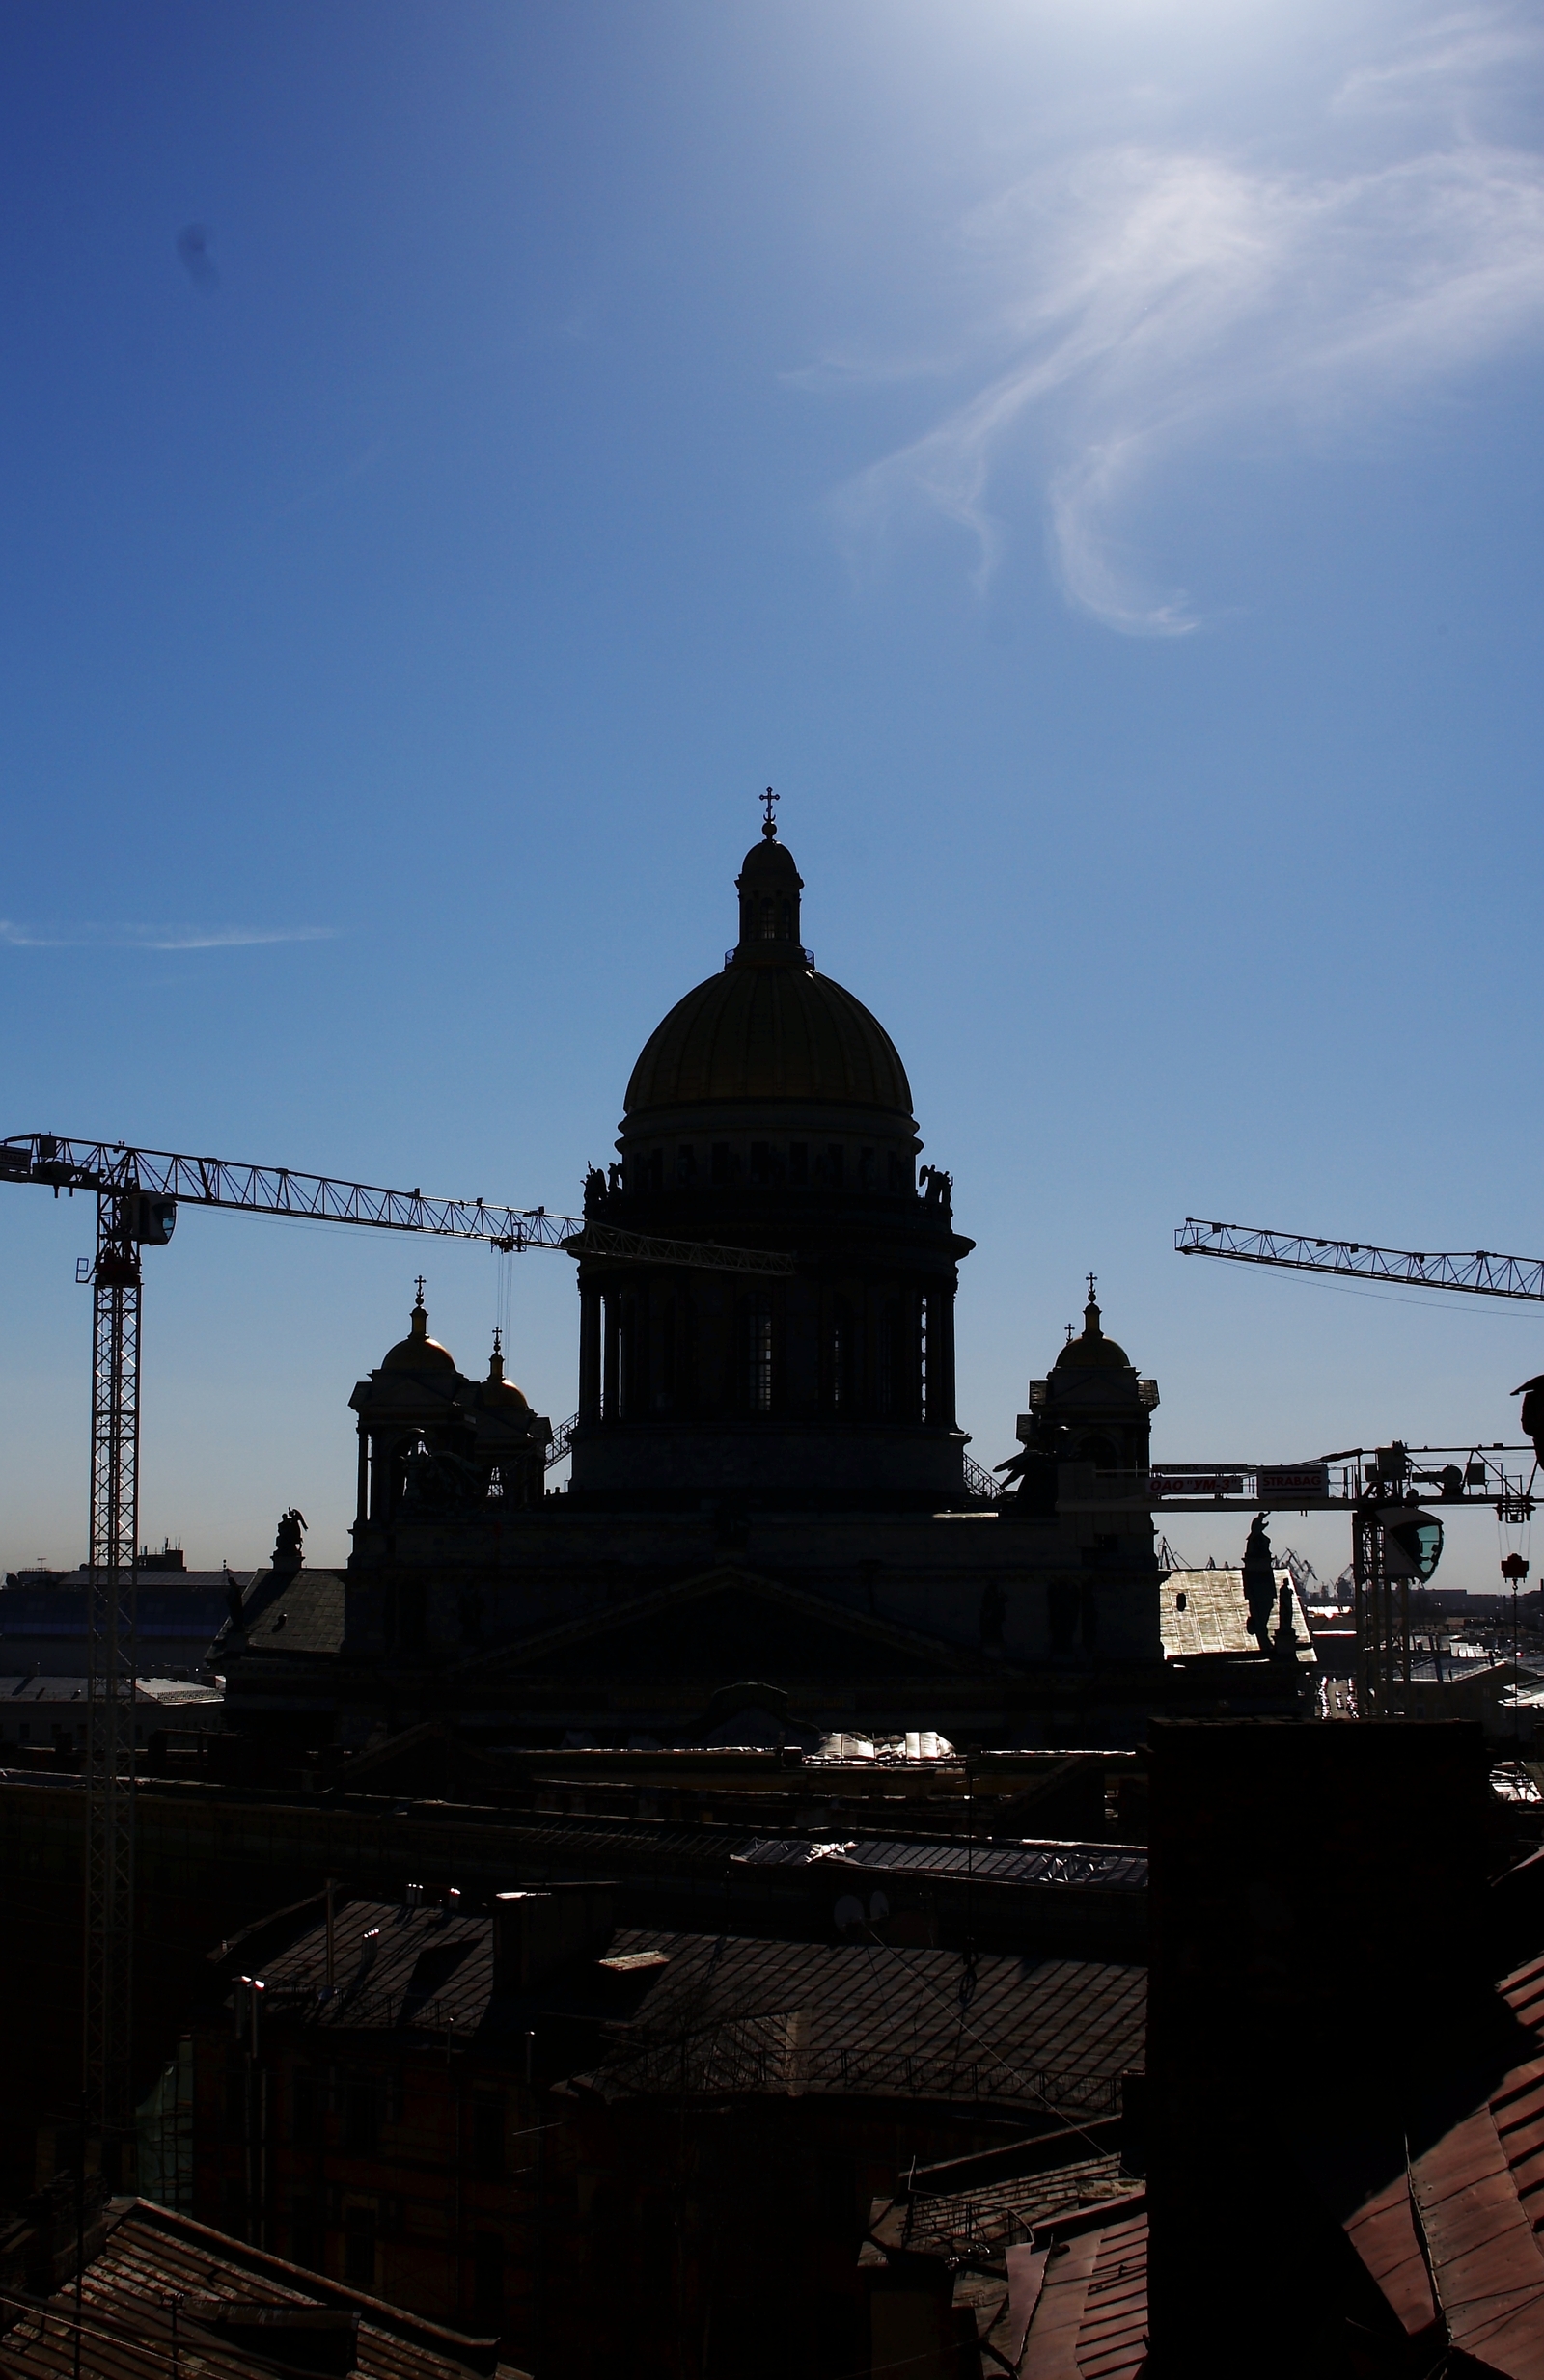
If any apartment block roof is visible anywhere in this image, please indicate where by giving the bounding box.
[0,2197,521,2380]
[244,1898,1145,2120]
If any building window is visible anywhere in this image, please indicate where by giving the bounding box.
[676,1292,697,1409]
[743,1298,774,1413]
[830,1300,855,1410]
[711,1143,732,1186]
[1049,1579,1078,1655]
[658,1297,676,1403]
[676,1145,696,1185]
[387,1579,426,1654]
[887,1153,903,1192]
[749,1141,772,1185]
[788,1143,808,1187]
[292,2071,322,2148]
[618,1294,645,1421]
[825,1145,844,1189]
[878,1299,907,1419]
[343,2080,377,2158]
[473,2094,504,2181]
[344,2209,375,2291]
[859,1148,875,1190]
[290,2201,321,2272]
[644,1149,663,1192]
[472,2232,504,2331]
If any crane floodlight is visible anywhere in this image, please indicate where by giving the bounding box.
[1380,1508,1444,1583]
[129,1195,176,1246]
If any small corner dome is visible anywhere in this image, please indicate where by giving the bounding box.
[1053,1292,1133,1372]
[482,1335,532,1411]
[381,1292,457,1375]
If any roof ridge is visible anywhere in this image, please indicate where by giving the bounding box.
[106,2202,502,2366]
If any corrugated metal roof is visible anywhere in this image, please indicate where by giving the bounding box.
[1341,1956,1544,2371]
[253,1901,1145,2116]
[235,1572,346,1657]
[0,1678,221,1706]
[1342,2173,1436,2338]
[571,1929,1144,2115]
[1160,1570,1316,1663]
[879,2152,1128,2257]
[0,2198,519,2380]
[735,1837,1147,1892]
[1409,2096,1544,2376]
[1016,2205,1148,2378]
[257,1901,493,2034]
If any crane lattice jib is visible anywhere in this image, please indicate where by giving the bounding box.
[1,1137,796,1274]
[0,1134,580,1248]
[1175,1218,1544,1303]
[564,1222,793,1276]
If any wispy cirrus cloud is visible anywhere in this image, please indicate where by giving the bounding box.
[0,921,337,951]
[815,8,1544,633]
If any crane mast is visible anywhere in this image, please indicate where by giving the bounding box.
[83,1190,142,2172]
[0,1129,792,2182]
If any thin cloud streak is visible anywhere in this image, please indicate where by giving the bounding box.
[0,922,337,951]
[822,14,1544,633]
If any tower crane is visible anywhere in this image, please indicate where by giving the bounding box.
[1174,1216,1543,1715]
[1174,1216,1544,1464]
[0,1129,792,2182]
[1174,1217,1544,1306]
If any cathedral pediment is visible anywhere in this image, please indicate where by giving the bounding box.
[449,1565,998,1687]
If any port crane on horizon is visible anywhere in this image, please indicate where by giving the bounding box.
[0,1127,794,2183]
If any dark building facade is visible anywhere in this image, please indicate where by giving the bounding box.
[190,1883,1145,2380]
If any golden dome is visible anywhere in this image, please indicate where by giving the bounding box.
[624,823,913,1119]
[482,1332,532,1412]
[381,1290,457,1375]
[1054,1293,1132,1372]
[624,960,913,1119]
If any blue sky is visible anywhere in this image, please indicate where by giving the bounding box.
[2,0,1542,1593]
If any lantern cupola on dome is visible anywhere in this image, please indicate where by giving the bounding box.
[733,789,805,960]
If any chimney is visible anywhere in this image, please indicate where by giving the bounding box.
[1144,1718,1492,2373]
[492,1884,615,1991]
